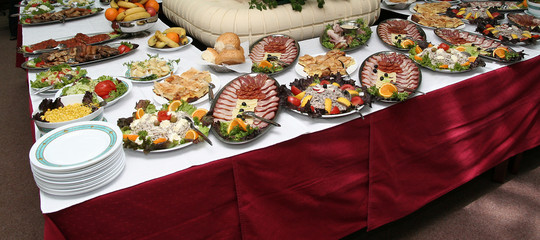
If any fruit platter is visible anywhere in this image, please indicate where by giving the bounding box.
[117,100,211,153]
[320,19,372,52]
[19,31,124,56]
[476,22,540,45]
[148,27,192,51]
[122,54,180,82]
[249,34,300,75]
[360,51,421,102]
[376,18,427,51]
[56,75,132,107]
[445,5,504,24]
[20,7,103,26]
[507,13,540,32]
[284,73,368,118]
[208,73,281,144]
[30,64,88,94]
[22,42,139,70]
[409,42,486,72]
[434,28,525,63]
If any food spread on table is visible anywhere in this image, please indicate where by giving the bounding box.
[117,100,210,153]
[298,50,355,77]
[210,74,280,143]
[320,19,372,51]
[249,35,299,74]
[409,42,486,72]
[377,19,426,50]
[360,52,420,102]
[153,68,212,102]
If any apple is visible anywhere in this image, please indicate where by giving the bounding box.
[146,7,157,17]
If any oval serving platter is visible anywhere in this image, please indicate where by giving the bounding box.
[22,43,139,70]
[20,31,125,56]
[376,18,427,51]
[359,51,422,103]
[319,19,373,52]
[209,73,281,145]
[249,34,300,76]
[20,8,104,26]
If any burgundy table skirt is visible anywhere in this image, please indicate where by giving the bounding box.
[42,56,540,239]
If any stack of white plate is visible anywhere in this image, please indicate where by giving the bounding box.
[29,121,125,196]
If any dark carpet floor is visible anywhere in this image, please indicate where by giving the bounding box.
[1,8,539,240]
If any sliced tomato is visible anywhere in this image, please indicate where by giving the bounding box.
[290,85,302,95]
[287,96,301,107]
[438,43,450,51]
[339,84,355,91]
[330,106,340,115]
[157,110,171,122]
[491,12,500,18]
[351,96,364,106]
[24,18,32,23]
[320,80,331,85]
[25,46,33,52]
[94,80,117,99]
[118,45,131,54]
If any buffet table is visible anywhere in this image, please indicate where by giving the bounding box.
[20,1,540,239]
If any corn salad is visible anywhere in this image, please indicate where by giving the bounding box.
[41,103,92,123]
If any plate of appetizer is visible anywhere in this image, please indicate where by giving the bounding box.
[20,2,55,16]
[55,75,132,107]
[121,54,180,83]
[117,100,211,153]
[20,7,103,26]
[434,28,525,63]
[409,13,465,29]
[295,50,358,77]
[60,0,94,8]
[445,5,504,24]
[147,27,193,52]
[30,65,88,95]
[383,0,416,10]
[152,68,221,105]
[319,18,372,52]
[284,73,368,118]
[19,31,124,56]
[476,22,540,45]
[249,34,300,76]
[461,1,526,12]
[425,0,461,5]
[208,73,281,144]
[507,13,540,32]
[409,1,452,14]
[376,18,427,51]
[409,42,485,72]
[359,51,421,102]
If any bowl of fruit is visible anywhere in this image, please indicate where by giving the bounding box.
[105,0,160,33]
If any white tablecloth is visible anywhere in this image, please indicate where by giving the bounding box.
[22,2,540,213]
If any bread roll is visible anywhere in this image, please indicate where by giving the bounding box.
[201,48,219,64]
[216,47,245,65]
[214,32,241,52]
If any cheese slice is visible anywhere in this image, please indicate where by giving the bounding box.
[375,70,397,88]
[231,99,258,125]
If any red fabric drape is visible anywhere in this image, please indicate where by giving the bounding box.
[46,159,242,240]
[233,118,370,240]
[367,55,540,230]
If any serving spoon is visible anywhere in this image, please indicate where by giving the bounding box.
[183,117,213,146]
[208,82,215,101]
[32,44,67,54]
[241,111,281,127]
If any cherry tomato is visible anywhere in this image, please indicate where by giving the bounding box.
[157,110,171,122]
[320,80,331,85]
[25,18,32,23]
[330,106,340,115]
[290,85,302,95]
[351,96,364,106]
[339,84,355,91]
[35,61,44,67]
[25,46,33,52]
[438,43,450,51]
[118,45,131,54]
[287,96,301,107]
[94,80,117,99]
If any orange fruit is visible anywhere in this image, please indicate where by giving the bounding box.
[166,32,180,43]
[227,118,247,134]
[455,46,466,52]
[135,108,145,119]
[153,138,167,144]
[461,62,470,66]
[168,100,182,112]
[439,64,449,69]
[493,48,507,58]
[468,56,477,62]
[414,45,422,54]
[145,0,160,12]
[400,39,415,48]
[258,60,273,68]
[134,3,144,8]
[184,129,199,140]
[378,83,398,98]
[414,55,423,61]
[118,7,126,14]
[191,108,208,120]
[123,134,139,142]
[104,8,118,21]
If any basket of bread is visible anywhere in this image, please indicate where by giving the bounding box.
[201,32,251,73]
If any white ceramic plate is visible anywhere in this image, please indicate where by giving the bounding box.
[55,79,132,107]
[121,59,179,83]
[152,73,221,106]
[407,15,466,30]
[148,36,193,52]
[29,121,123,172]
[294,54,359,77]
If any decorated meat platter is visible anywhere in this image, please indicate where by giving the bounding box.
[376,18,427,51]
[21,43,139,70]
[209,73,281,144]
[21,8,104,26]
[19,31,124,56]
[507,13,540,32]
[445,5,504,24]
[409,42,486,73]
[434,28,525,63]
[319,19,372,52]
[284,74,368,118]
[249,34,300,76]
[359,51,421,102]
